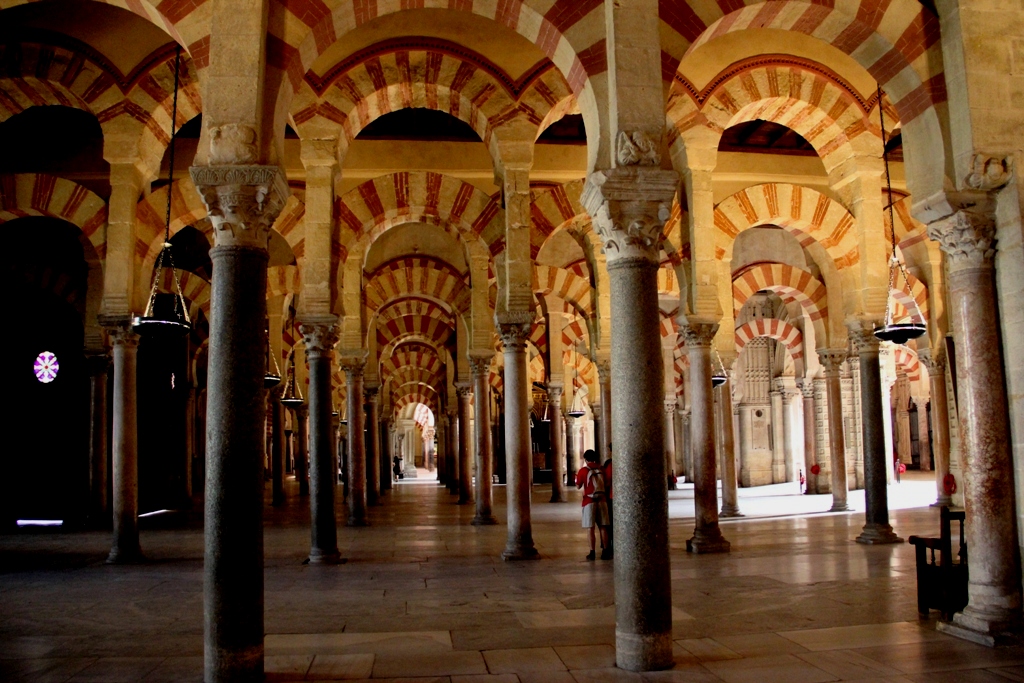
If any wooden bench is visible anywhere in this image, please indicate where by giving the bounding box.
[908,506,968,620]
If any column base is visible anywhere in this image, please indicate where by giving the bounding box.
[931,496,954,508]
[501,545,540,561]
[472,515,498,525]
[855,523,903,545]
[615,630,674,672]
[346,517,369,527]
[830,502,850,512]
[687,529,731,554]
[720,506,744,518]
[308,549,345,565]
[106,545,143,564]
[938,607,1022,647]
[549,495,565,503]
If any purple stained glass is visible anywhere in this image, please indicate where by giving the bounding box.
[34,351,59,383]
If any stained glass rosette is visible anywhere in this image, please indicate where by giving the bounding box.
[34,351,59,383]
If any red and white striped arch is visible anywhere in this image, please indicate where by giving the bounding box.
[364,256,471,315]
[534,265,594,316]
[0,174,107,261]
[377,297,455,327]
[734,318,804,362]
[713,184,859,270]
[893,345,921,383]
[375,314,456,351]
[661,0,944,128]
[733,263,828,346]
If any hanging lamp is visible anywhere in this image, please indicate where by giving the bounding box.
[132,46,192,338]
[873,86,927,345]
[711,348,728,388]
[567,337,586,418]
[264,323,282,388]
[280,350,305,407]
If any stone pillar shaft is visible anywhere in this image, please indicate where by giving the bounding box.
[295,406,309,496]
[801,382,816,494]
[930,207,1022,642]
[925,355,953,506]
[270,393,285,506]
[343,359,368,527]
[87,355,109,521]
[471,355,497,524]
[457,384,473,505]
[305,326,342,558]
[819,351,849,511]
[717,380,741,518]
[499,318,537,560]
[548,387,566,502]
[565,415,577,488]
[107,328,140,563]
[365,388,381,506]
[598,367,612,461]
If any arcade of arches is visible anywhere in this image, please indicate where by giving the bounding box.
[3,0,1024,679]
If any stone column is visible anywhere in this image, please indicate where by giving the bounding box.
[850,326,901,544]
[447,406,459,494]
[770,386,786,482]
[340,354,368,527]
[86,353,109,522]
[191,163,288,682]
[782,388,797,483]
[497,315,538,560]
[664,401,677,478]
[582,165,677,670]
[597,361,612,460]
[717,378,742,518]
[364,385,381,506]
[916,396,932,471]
[800,380,817,494]
[921,351,953,506]
[565,412,578,486]
[470,353,497,524]
[683,323,731,554]
[436,414,448,486]
[104,325,141,563]
[270,390,285,506]
[548,385,565,502]
[818,350,849,511]
[682,410,692,481]
[381,418,393,491]
[456,382,473,505]
[301,325,343,558]
[294,405,309,496]
[673,404,686,481]
[930,207,1022,643]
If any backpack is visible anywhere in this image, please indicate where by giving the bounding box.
[587,467,606,500]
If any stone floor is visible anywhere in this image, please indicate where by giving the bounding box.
[3,471,1023,682]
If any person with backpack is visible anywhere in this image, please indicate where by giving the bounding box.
[576,449,611,560]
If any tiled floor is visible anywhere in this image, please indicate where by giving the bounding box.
[2,471,1022,682]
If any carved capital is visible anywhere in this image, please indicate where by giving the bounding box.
[799,379,816,400]
[300,323,339,358]
[681,322,719,348]
[105,324,140,349]
[616,130,662,166]
[581,167,678,264]
[455,382,472,399]
[496,311,533,349]
[965,153,1013,191]
[847,323,881,354]
[468,350,494,378]
[363,384,379,402]
[817,349,847,374]
[919,348,946,376]
[85,353,111,376]
[664,400,677,415]
[547,384,564,402]
[927,208,996,271]
[190,165,288,250]
[596,360,611,384]
[338,349,368,376]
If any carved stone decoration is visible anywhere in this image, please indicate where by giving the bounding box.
[927,209,997,270]
[581,167,678,264]
[848,325,882,353]
[106,324,140,349]
[300,323,339,359]
[616,130,661,166]
[209,123,259,165]
[965,154,1013,191]
[190,165,289,250]
[817,349,848,374]
[919,348,946,376]
[496,311,533,349]
[681,322,719,349]
[468,351,494,378]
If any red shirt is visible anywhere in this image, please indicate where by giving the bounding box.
[575,463,607,507]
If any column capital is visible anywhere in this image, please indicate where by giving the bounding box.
[799,379,816,399]
[847,322,881,354]
[547,384,564,401]
[596,359,611,384]
[301,322,340,358]
[681,321,719,348]
[468,350,494,377]
[363,384,380,402]
[919,348,947,375]
[927,202,997,272]
[817,349,848,374]
[496,311,533,348]
[664,400,677,415]
[293,403,309,417]
[190,165,289,251]
[85,352,111,375]
[446,406,458,419]
[455,382,472,398]
[581,166,678,265]
[103,322,140,349]
[338,349,368,375]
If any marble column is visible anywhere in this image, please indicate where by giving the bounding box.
[930,206,1022,643]
[341,354,368,527]
[548,385,566,502]
[497,316,538,560]
[921,351,952,506]
[303,325,344,557]
[770,387,786,482]
[673,404,686,481]
[683,323,731,554]
[664,401,677,478]
[597,361,612,460]
[86,353,109,522]
[294,405,309,496]
[364,385,381,506]
[104,325,141,563]
[717,378,742,517]
[818,350,849,511]
[800,380,817,494]
[270,390,285,506]
[436,414,448,487]
[915,396,932,471]
[850,326,901,544]
[470,353,497,524]
[565,413,578,487]
[447,406,459,494]
[582,166,676,670]
[191,163,288,682]
[456,382,473,505]
[682,410,692,481]
[782,389,797,483]
[381,418,393,491]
